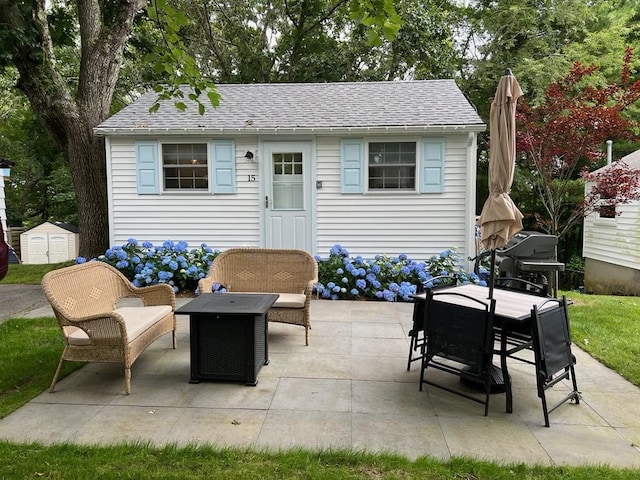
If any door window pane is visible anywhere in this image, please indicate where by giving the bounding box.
[272,152,303,209]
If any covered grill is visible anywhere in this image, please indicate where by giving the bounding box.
[495,231,564,295]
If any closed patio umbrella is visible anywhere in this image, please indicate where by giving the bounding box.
[478,70,524,297]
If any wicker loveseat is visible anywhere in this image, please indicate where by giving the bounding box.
[42,262,177,394]
[198,248,318,345]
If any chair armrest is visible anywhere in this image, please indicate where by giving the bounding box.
[56,311,127,343]
[198,276,214,294]
[198,275,227,294]
[130,283,176,308]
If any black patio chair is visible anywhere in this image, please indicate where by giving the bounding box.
[493,277,550,367]
[531,296,580,427]
[419,290,497,416]
[494,276,549,297]
[406,275,457,371]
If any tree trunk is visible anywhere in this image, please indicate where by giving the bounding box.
[67,125,110,259]
[1,0,147,258]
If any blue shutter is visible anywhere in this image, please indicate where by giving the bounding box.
[135,141,159,194]
[421,138,445,193]
[340,139,364,194]
[211,140,236,194]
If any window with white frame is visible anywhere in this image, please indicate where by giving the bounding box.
[162,143,208,190]
[368,141,416,190]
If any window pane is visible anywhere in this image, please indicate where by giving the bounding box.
[162,143,208,190]
[368,142,416,190]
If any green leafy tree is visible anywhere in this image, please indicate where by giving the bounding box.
[172,0,453,84]
[515,49,640,247]
[0,0,401,258]
[0,69,74,228]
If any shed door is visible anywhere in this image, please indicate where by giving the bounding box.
[263,142,313,251]
[28,235,49,264]
[48,235,69,263]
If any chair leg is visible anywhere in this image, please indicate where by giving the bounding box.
[124,367,132,395]
[537,373,551,427]
[407,335,416,371]
[570,364,580,405]
[49,356,65,393]
[305,326,309,346]
[540,392,551,427]
[419,355,427,391]
[172,330,177,349]
[483,375,491,416]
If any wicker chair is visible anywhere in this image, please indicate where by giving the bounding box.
[198,248,318,345]
[42,262,177,394]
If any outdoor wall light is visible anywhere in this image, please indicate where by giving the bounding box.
[244,151,255,162]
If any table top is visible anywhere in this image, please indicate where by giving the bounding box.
[413,284,555,322]
[176,293,279,315]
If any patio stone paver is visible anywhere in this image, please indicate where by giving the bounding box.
[1,298,640,468]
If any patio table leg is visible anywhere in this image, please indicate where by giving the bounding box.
[501,327,513,413]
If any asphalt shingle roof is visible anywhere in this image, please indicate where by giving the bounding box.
[96,81,485,133]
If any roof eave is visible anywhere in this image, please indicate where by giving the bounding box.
[94,124,487,136]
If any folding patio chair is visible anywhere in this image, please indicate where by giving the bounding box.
[493,277,550,366]
[406,275,457,371]
[531,296,580,427]
[419,290,497,416]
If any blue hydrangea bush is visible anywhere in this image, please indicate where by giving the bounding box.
[77,239,219,293]
[313,244,485,302]
[79,240,484,300]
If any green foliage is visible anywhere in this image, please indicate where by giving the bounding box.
[0,74,75,228]
[146,0,221,115]
[349,0,403,47]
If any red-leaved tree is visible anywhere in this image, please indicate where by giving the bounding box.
[516,46,640,241]
[582,160,640,217]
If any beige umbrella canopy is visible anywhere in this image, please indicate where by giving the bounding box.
[479,71,524,250]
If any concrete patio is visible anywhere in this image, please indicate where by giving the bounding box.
[1,298,640,468]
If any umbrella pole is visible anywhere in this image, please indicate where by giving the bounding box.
[488,249,496,299]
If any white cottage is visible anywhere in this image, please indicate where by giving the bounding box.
[95,81,485,261]
[583,149,640,295]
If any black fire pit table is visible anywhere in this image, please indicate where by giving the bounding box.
[176,293,279,386]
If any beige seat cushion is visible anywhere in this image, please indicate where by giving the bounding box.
[224,292,306,309]
[272,293,306,309]
[67,305,173,346]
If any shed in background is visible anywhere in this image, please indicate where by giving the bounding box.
[20,222,79,264]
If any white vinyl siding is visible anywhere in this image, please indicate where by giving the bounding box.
[109,137,260,249]
[317,135,471,260]
[108,132,476,263]
[583,200,640,270]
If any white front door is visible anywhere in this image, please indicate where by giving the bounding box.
[263,141,313,251]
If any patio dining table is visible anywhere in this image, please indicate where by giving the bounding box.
[412,283,557,413]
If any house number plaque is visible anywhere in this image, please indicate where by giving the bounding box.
[247,175,257,182]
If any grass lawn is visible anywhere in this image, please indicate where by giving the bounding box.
[2,261,73,284]
[566,292,640,387]
[1,264,639,478]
